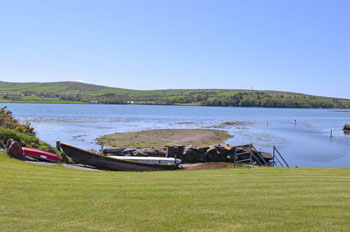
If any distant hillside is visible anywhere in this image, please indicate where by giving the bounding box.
[0,81,349,108]
[0,81,131,95]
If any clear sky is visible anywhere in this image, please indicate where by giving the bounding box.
[0,0,349,98]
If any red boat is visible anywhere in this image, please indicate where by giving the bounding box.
[22,147,61,163]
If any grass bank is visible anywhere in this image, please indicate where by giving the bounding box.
[97,129,232,148]
[0,153,349,232]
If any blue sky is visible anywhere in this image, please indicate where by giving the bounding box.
[0,0,349,98]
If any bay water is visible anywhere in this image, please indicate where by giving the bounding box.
[3,103,350,168]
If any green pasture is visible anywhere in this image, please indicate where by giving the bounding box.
[1,81,349,108]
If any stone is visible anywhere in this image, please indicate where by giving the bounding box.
[164,145,185,158]
[206,147,220,161]
[103,147,125,155]
[223,144,234,151]
[133,149,147,156]
[143,148,164,157]
[183,145,202,163]
[259,152,273,160]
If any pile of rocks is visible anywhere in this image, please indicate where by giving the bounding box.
[103,144,273,164]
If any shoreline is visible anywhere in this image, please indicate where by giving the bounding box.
[1,101,350,109]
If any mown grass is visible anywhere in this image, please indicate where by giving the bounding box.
[0,153,349,232]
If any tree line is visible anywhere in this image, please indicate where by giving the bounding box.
[2,91,349,108]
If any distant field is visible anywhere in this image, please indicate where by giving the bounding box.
[0,153,349,232]
[1,81,350,108]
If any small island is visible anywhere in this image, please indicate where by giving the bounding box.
[97,129,232,148]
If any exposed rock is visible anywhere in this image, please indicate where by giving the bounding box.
[206,147,221,161]
[133,149,147,156]
[88,149,99,154]
[164,145,185,158]
[143,148,165,157]
[223,144,234,151]
[98,141,273,165]
[164,143,186,147]
[103,147,125,155]
[197,145,209,160]
[183,144,196,154]
[120,149,136,156]
[259,152,273,160]
[183,145,202,163]
[197,145,209,153]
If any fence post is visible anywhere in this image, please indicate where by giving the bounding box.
[233,147,237,168]
[249,145,253,165]
[100,143,104,154]
[56,141,61,151]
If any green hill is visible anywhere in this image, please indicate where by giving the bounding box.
[0,81,349,108]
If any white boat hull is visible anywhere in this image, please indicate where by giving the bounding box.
[109,156,182,165]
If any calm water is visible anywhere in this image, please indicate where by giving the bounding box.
[2,103,350,168]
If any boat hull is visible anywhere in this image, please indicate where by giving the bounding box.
[60,143,179,171]
[22,147,61,163]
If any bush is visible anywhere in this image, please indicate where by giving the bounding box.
[0,106,35,136]
[343,124,350,130]
[59,151,73,164]
[0,127,39,148]
[37,142,54,151]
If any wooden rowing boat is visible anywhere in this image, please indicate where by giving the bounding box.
[59,143,181,171]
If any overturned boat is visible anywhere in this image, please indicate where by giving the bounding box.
[22,147,61,163]
[59,142,181,171]
[6,139,61,163]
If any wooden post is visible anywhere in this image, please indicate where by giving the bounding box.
[330,130,333,138]
[56,141,61,151]
[100,143,104,154]
[233,147,237,168]
[249,145,253,165]
[166,147,169,158]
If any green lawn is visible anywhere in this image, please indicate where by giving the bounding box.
[0,153,349,232]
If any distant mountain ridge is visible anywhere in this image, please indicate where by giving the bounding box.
[0,81,349,108]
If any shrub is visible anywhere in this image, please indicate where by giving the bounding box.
[37,142,52,151]
[0,106,35,136]
[60,151,73,164]
[0,127,39,147]
[343,124,350,130]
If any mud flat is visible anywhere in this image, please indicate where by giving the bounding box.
[97,129,232,148]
